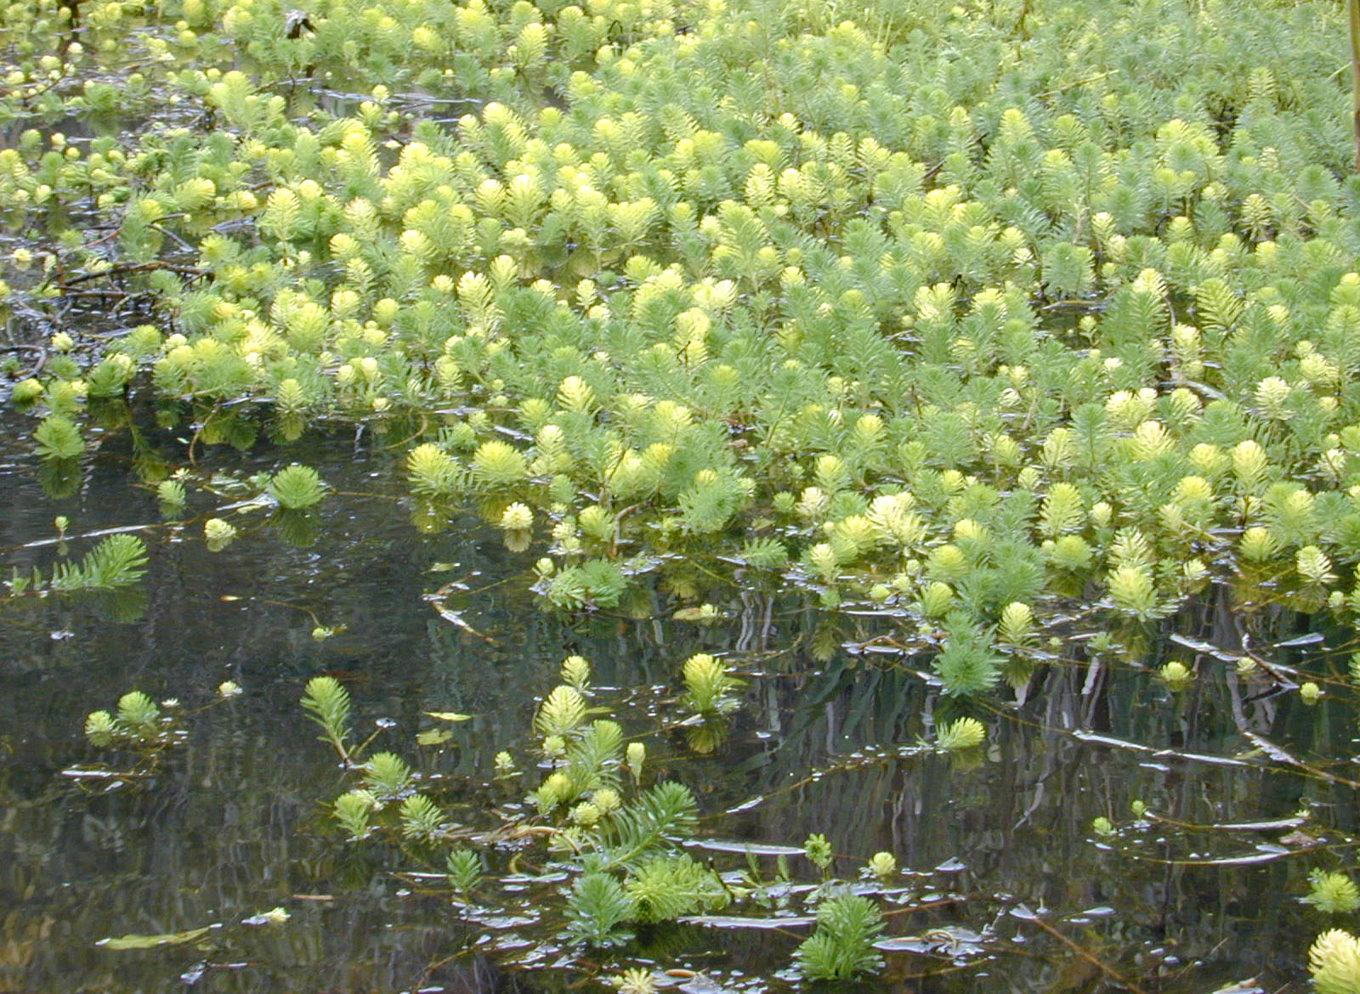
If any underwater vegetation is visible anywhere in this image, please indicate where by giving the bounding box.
[4,0,1360,986]
[295,654,954,984]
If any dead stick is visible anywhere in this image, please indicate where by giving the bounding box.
[1026,913,1151,994]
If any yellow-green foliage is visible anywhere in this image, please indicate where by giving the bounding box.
[1311,929,1360,994]
[4,0,1360,696]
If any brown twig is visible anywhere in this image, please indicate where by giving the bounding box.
[57,260,207,289]
[1024,913,1151,994]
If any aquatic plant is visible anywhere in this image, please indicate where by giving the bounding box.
[291,657,952,975]
[566,872,636,947]
[13,0,1360,983]
[446,848,482,895]
[611,969,658,994]
[1160,661,1194,691]
[52,534,148,591]
[470,441,528,491]
[156,479,187,512]
[267,464,326,510]
[626,854,728,923]
[300,676,352,761]
[543,559,629,611]
[363,752,411,799]
[407,444,460,497]
[936,716,987,752]
[0,0,1353,671]
[626,742,645,782]
[866,852,897,881]
[535,685,588,739]
[83,710,118,747]
[804,833,834,874]
[333,790,376,839]
[1310,929,1360,994]
[1307,870,1360,914]
[1351,0,1360,170]
[399,794,446,840]
[500,502,533,532]
[203,518,237,551]
[5,534,148,598]
[681,653,740,716]
[796,892,885,981]
[595,782,701,868]
[561,654,591,691]
[33,414,84,460]
[84,691,169,747]
[934,617,1002,696]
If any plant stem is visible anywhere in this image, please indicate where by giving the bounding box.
[1352,0,1360,170]
[330,733,352,764]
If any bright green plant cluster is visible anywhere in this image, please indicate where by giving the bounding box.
[681,651,740,715]
[1311,929,1360,994]
[0,0,680,132]
[267,463,326,508]
[796,892,885,980]
[80,681,241,762]
[8,1,1359,985]
[4,0,1359,692]
[4,533,149,598]
[1307,869,1360,914]
[84,690,165,747]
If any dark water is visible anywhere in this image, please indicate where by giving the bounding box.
[0,412,1352,993]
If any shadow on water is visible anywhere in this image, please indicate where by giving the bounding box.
[0,409,1354,992]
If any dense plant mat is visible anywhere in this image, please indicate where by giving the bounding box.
[6,0,1360,985]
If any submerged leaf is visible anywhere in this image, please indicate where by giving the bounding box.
[424,711,473,722]
[98,925,218,950]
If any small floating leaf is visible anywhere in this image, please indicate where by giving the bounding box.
[241,907,290,926]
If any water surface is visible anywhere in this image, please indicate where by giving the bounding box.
[0,411,1349,992]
